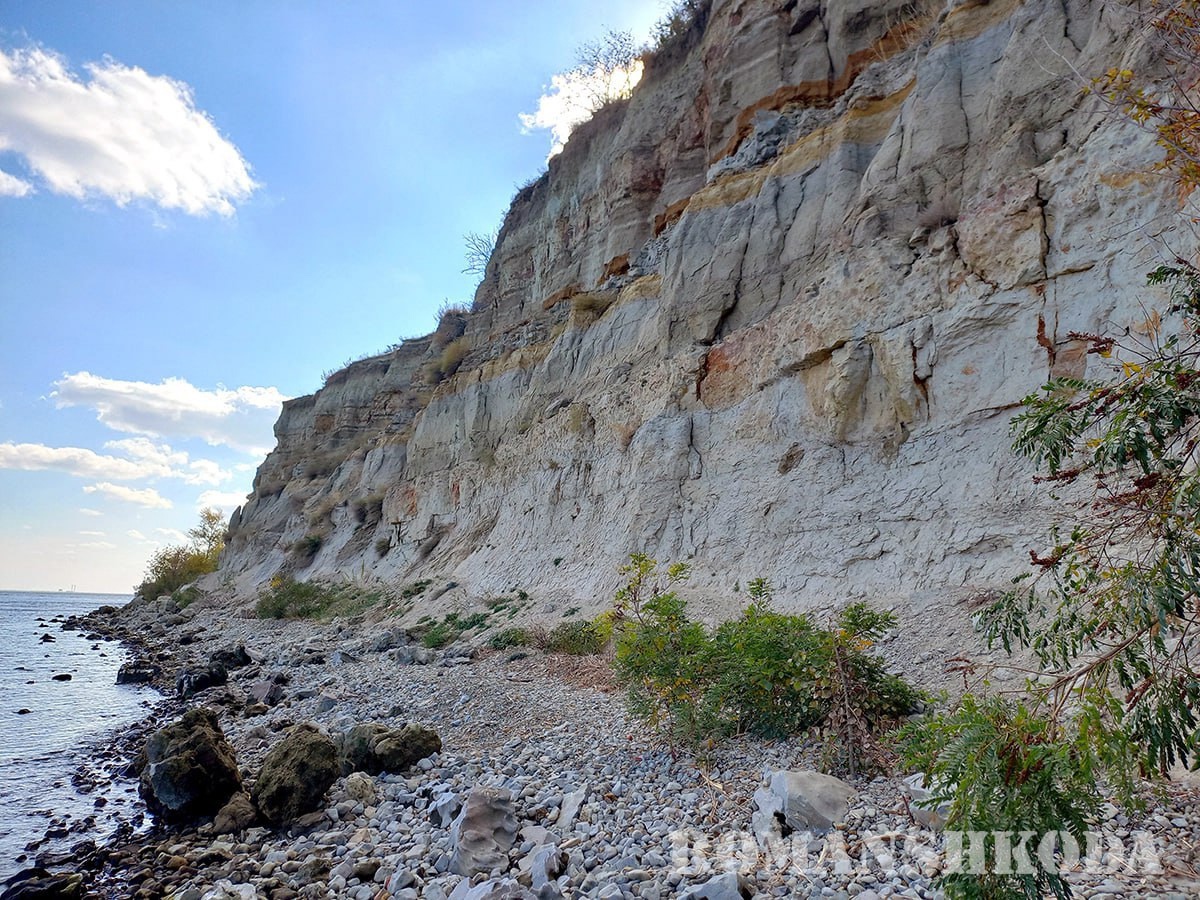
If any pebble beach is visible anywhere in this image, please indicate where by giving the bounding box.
[9,595,1198,900]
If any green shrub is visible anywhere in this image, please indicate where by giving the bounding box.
[400,579,433,599]
[611,555,918,766]
[898,695,1099,900]
[541,620,606,655]
[171,585,201,609]
[374,537,391,556]
[488,627,529,650]
[417,610,491,648]
[255,577,382,620]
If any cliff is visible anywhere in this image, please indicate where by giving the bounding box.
[218,0,1182,623]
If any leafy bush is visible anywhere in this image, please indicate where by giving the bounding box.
[611,555,918,765]
[488,627,529,650]
[899,695,1099,900]
[374,537,391,556]
[255,577,383,620]
[171,585,201,609]
[135,508,225,599]
[417,610,491,648]
[540,620,606,655]
[400,579,433,599]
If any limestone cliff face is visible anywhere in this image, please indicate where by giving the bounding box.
[220,0,1183,621]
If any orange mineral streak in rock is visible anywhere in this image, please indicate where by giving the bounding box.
[712,9,936,165]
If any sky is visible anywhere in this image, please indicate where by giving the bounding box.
[0,0,664,593]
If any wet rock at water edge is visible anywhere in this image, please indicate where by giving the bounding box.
[0,868,86,899]
[139,707,242,822]
[116,662,160,685]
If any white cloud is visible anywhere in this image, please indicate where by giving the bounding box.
[155,527,188,543]
[83,482,172,509]
[53,372,285,454]
[75,540,118,550]
[78,507,103,517]
[196,489,247,512]
[127,529,148,541]
[0,168,33,196]
[519,60,643,157]
[0,438,229,485]
[79,530,106,536]
[0,45,257,215]
[103,437,229,484]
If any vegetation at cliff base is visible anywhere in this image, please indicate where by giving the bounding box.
[611,555,920,775]
[135,507,226,602]
[254,575,383,620]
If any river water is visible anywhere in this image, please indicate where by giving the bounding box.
[0,590,160,880]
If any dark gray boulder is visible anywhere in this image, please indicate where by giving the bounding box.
[209,644,252,670]
[0,868,85,899]
[175,663,227,698]
[251,722,339,825]
[115,662,159,684]
[337,722,441,775]
[139,707,241,822]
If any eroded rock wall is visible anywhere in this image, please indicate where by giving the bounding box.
[219,0,1184,622]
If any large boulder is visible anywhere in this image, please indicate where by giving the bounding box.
[337,722,441,775]
[752,769,855,838]
[139,708,241,822]
[175,663,228,698]
[209,644,252,670]
[252,722,339,825]
[450,786,519,876]
[0,869,86,900]
[115,662,159,684]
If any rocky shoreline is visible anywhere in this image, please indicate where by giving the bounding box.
[6,595,1198,899]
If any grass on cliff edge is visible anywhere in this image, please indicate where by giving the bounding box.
[255,576,384,620]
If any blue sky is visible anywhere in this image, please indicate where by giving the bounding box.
[0,1,663,592]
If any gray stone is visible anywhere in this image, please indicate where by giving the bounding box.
[679,873,755,900]
[753,770,855,837]
[450,786,519,876]
[431,791,463,828]
[554,784,588,833]
[901,772,952,830]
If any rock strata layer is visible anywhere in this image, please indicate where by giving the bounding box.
[216,0,1184,626]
